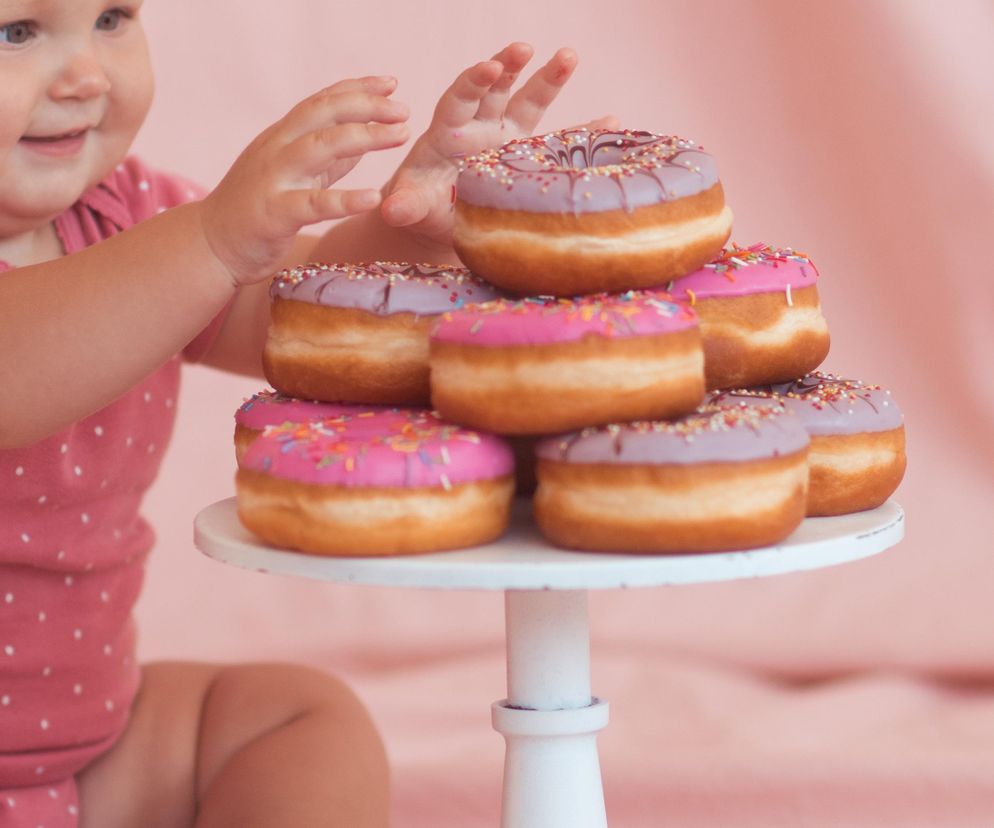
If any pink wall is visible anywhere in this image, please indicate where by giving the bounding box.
[135,0,994,682]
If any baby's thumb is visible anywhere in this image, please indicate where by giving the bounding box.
[381,185,430,228]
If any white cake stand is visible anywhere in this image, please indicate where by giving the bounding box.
[194,498,904,828]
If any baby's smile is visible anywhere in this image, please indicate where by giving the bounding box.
[19,127,91,156]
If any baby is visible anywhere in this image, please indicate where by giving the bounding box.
[0,1,606,825]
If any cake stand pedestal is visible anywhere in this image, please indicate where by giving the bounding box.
[194,498,904,828]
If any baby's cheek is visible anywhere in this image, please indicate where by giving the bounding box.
[94,75,155,184]
[109,71,154,141]
[0,89,35,153]
[102,28,155,149]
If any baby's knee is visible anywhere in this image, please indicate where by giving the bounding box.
[211,662,368,716]
[203,662,386,763]
[195,663,389,826]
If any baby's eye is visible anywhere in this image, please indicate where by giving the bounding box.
[0,21,36,45]
[95,8,129,31]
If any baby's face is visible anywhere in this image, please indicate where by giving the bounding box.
[0,1,154,233]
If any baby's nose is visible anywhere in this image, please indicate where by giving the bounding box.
[49,49,112,101]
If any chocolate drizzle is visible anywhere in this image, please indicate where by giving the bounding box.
[712,373,883,416]
[457,128,721,215]
[705,372,903,436]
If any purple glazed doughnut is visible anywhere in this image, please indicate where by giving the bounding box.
[664,244,831,389]
[533,404,810,553]
[708,372,906,516]
[452,128,733,296]
[429,291,706,435]
[236,418,515,556]
[233,389,440,466]
[262,262,504,405]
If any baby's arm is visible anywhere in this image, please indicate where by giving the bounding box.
[307,44,615,265]
[0,77,407,449]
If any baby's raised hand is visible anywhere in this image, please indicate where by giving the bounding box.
[380,44,609,251]
[201,76,409,287]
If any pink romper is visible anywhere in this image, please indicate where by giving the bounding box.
[0,158,221,827]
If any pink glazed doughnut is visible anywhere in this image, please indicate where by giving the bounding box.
[233,389,440,466]
[236,418,515,556]
[534,404,810,553]
[666,244,831,389]
[453,128,733,296]
[429,291,706,435]
[263,262,504,405]
[708,372,906,516]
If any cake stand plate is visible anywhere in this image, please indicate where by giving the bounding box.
[195,497,903,591]
[194,498,904,828]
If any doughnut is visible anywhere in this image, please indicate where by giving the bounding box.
[665,244,830,389]
[263,262,503,405]
[708,372,905,516]
[533,404,810,554]
[429,291,705,435]
[452,128,733,296]
[234,389,438,466]
[236,418,515,556]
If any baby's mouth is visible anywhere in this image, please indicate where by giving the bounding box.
[20,129,90,155]
[22,129,88,143]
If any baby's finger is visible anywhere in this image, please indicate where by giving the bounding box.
[321,75,398,98]
[567,115,622,132]
[316,155,362,189]
[431,60,504,128]
[281,90,409,142]
[286,122,409,178]
[380,185,431,228]
[475,42,534,122]
[504,48,578,134]
[274,187,382,229]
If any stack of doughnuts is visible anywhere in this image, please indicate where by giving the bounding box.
[240,262,515,558]
[236,126,904,557]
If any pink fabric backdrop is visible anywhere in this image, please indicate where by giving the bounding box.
[131,1,994,824]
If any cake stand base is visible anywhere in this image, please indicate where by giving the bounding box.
[495,589,608,828]
[194,498,904,828]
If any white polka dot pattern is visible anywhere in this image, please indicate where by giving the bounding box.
[0,157,212,821]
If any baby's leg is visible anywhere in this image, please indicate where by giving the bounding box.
[75,662,389,828]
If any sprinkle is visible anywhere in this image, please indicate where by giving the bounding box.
[457,129,710,200]
[785,283,793,306]
[709,372,890,417]
[685,288,696,306]
[440,473,452,492]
